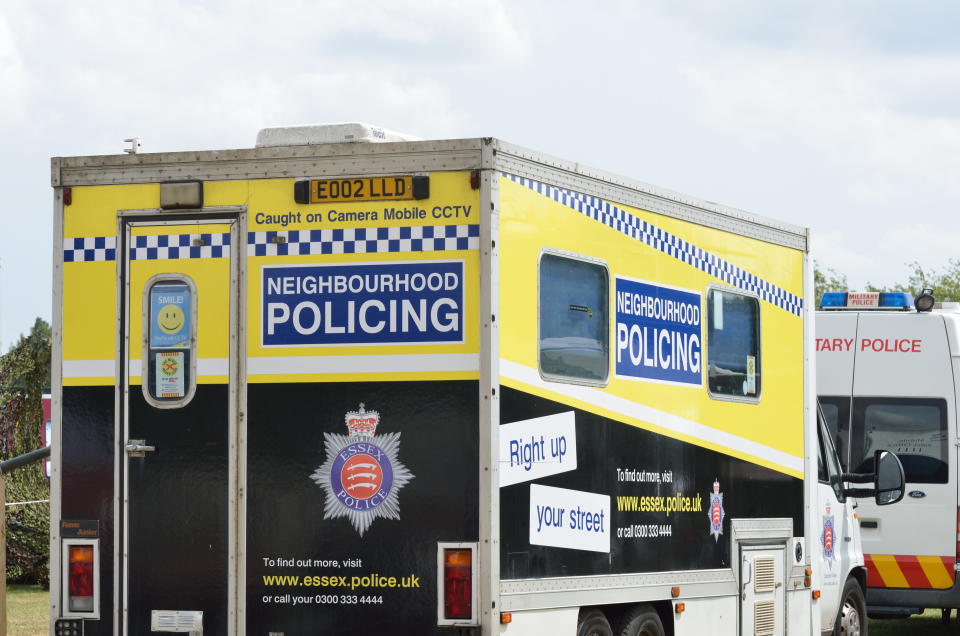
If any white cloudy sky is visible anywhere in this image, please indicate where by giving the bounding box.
[2,0,959,349]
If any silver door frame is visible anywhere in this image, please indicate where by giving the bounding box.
[116,208,246,635]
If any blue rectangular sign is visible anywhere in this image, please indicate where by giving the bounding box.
[614,277,702,386]
[262,261,465,347]
[150,283,191,349]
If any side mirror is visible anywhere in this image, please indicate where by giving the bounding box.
[874,450,905,506]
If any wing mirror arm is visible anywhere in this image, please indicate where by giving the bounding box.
[841,471,873,484]
[842,450,906,506]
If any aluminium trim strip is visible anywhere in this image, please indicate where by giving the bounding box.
[235,210,249,636]
[48,186,65,634]
[493,144,806,251]
[492,140,806,237]
[54,136,806,252]
[53,141,483,187]
[499,568,736,612]
[501,359,804,475]
[477,148,502,629]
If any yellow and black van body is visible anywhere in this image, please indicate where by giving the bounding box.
[51,129,816,635]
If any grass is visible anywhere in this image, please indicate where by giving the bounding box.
[7,584,48,636]
[869,609,960,635]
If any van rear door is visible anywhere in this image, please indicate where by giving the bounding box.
[850,313,957,592]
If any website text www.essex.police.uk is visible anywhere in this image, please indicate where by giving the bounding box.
[262,573,420,590]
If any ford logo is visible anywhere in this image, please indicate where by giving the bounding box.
[908,490,926,499]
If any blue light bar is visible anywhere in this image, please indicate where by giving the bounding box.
[879,292,913,308]
[819,292,847,308]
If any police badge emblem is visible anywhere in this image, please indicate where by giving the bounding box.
[822,504,835,565]
[708,479,725,542]
[310,403,414,536]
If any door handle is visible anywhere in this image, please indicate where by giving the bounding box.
[741,558,752,600]
[125,440,156,458]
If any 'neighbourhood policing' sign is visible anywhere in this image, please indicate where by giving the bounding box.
[615,276,702,386]
[262,260,464,346]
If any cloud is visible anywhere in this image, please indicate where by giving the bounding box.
[811,231,877,280]
[2,0,524,152]
[646,0,960,54]
[0,13,27,124]
[677,48,960,209]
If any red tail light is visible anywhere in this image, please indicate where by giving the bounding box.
[443,548,472,620]
[955,508,960,563]
[68,545,95,612]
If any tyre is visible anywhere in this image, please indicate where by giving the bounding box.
[834,578,867,636]
[577,609,613,636]
[618,604,665,636]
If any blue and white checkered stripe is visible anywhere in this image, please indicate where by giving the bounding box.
[504,174,803,316]
[65,224,481,262]
[63,237,117,262]
[129,233,231,260]
[246,224,480,256]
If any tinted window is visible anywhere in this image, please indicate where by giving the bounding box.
[539,252,609,383]
[707,289,760,398]
[851,398,947,483]
[817,427,828,483]
[819,414,846,501]
[819,396,851,470]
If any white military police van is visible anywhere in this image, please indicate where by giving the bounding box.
[817,289,960,621]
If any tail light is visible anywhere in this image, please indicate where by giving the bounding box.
[61,539,99,618]
[444,549,472,619]
[955,508,960,566]
[437,542,478,625]
[68,546,94,611]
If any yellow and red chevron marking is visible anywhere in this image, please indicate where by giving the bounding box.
[865,554,956,589]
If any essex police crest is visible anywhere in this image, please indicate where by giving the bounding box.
[311,403,413,536]
[822,504,835,565]
[707,479,724,542]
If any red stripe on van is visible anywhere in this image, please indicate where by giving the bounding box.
[865,554,956,589]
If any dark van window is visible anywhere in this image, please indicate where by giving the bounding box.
[818,415,846,502]
[539,252,609,384]
[707,288,760,399]
[819,396,851,470]
[851,398,947,483]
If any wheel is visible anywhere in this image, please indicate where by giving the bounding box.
[834,578,867,636]
[942,608,952,625]
[577,609,613,636]
[618,604,665,636]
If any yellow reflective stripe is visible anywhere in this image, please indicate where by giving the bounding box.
[917,556,954,589]
[871,555,909,588]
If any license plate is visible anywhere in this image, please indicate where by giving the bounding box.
[310,176,414,203]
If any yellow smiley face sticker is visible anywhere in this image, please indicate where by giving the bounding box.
[157,304,185,334]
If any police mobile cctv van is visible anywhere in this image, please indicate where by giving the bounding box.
[50,124,902,636]
[818,290,960,619]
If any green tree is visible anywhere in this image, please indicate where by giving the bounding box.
[0,317,52,586]
[867,260,960,302]
[814,262,848,307]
